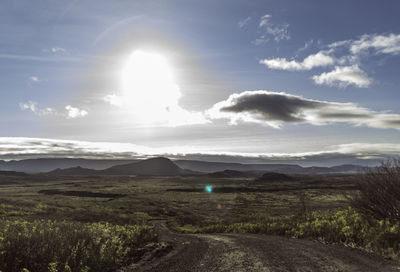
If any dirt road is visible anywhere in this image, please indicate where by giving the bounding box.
[122,220,400,272]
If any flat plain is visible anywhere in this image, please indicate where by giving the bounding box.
[0,174,354,226]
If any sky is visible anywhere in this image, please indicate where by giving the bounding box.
[1,0,400,165]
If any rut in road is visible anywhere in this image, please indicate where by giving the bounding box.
[121,220,400,272]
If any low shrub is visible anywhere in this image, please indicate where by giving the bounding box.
[0,220,158,272]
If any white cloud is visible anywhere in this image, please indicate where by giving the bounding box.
[255,14,290,44]
[350,33,400,55]
[312,65,372,88]
[328,33,400,55]
[238,17,251,28]
[51,47,66,53]
[335,143,400,157]
[103,94,124,107]
[19,101,88,119]
[252,37,269,46]
[39,107,57,116]
[259,14,271,28]
[260,32,400,88]
[19,101,37,112]
[328,39,353,49]
[260,51,334,71]
[296,39,314,54]
[30,76,40,82]
[19,101,56,116]
[65,105,88,119]
[207,90,400,130]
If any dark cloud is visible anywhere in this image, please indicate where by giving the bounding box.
[316,112,371,119]
[208,90,400,130]
[383,119,400,126]
[221,92,321,122]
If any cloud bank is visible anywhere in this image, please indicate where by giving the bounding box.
[0,137,398,166]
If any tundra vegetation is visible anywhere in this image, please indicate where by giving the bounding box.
[0,160,399,271]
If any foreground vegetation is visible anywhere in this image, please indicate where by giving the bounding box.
[0,175,164,272]
[0,220,158,272]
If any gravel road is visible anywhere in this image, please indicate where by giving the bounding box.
[122,220,400,272]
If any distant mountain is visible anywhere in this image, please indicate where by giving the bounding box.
[48,166,99,176]
[329,164,368,173]
[1,157,368,175]
[174,160,304,173]
[174,160,365,174]
[103,157,185,176]
[256,172,293,182]
[0,158,137,173]
[48,157,193,176]
[0,170,27,176]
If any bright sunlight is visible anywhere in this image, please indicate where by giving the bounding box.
[119,50,207,126]
[122,51,179,113]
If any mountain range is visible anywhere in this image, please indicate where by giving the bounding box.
[0,158,136,173]
[0,157,368,175]
[174,160,367,175]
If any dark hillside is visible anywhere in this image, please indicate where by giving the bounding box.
[103,157,184,176]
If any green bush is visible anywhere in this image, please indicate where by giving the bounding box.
[0,220,158,272]
[294,208,400,258]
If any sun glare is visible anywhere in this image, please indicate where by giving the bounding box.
[119,49,208,126]
[121,50,180,117]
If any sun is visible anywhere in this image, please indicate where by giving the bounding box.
[118,49,208,126]
[121,50,181,115]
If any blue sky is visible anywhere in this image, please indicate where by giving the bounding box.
[1,0,400,165]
